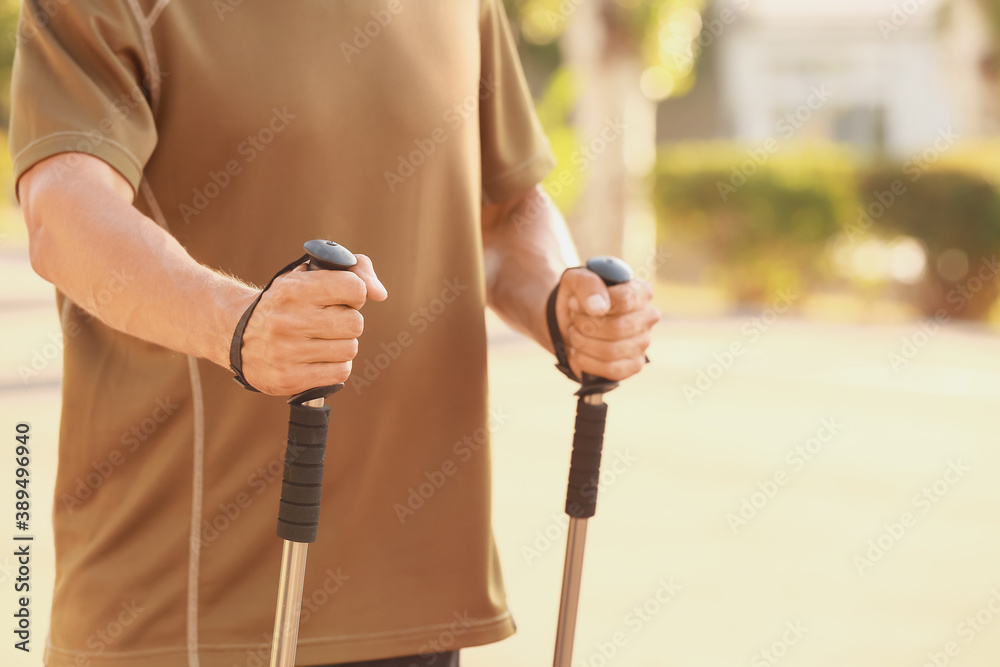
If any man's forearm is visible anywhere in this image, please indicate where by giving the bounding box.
[20,154,256,368]
[482,186,578,352]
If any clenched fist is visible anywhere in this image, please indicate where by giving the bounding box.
[555,268,660,382]
[240,254,388,396]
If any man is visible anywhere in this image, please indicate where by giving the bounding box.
[12,1,658,665]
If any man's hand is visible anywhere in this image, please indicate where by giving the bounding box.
[555,268,660,382]
[240,256,388,396]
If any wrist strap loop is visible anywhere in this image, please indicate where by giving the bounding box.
[546,269,580,383]
[229,254,309,392]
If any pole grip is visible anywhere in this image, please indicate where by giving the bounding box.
[277,403,330,542]
[579,256,634,393]
[277,239,356,542]
[563,255,631,517]
[565,397,608,518]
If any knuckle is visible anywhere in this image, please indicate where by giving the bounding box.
[346,310,365,336]
[354,254,373,270]
[330,361,352,385]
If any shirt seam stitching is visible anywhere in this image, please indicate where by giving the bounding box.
[147,0,173,27]
[124,0,163,110]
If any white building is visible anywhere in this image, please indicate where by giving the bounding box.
[659,0,999,157]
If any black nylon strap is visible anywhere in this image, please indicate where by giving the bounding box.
[546,270,579,383]
[229,254,310,392]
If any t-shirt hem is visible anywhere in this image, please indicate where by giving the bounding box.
[43,613,516,667]
[483,148,556,205]
[12,132,144,200]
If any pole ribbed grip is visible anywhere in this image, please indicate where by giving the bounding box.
[276,403,330,543]
[565,398,608,518]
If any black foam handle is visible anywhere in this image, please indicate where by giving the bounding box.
[565,397,609,518]
[277,403,330,543]
[580,256,635,394]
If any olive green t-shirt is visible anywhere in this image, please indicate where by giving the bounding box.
[10,1,554,665]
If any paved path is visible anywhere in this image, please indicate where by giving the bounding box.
[3,247,1000,666]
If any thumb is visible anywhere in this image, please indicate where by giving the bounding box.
[562,267,610,315]
[349,254,388,302]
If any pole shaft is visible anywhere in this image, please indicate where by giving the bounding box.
[553,516,589,667]
[270,396,324,667]
[269,540,309,667]
[553,392,604,667]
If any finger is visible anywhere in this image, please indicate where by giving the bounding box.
[565,327,651,363]
[567,348,645,382]
[295,338,360,364]
[298,361,354,390]
[562,267,612,316]
[350,254,388,302]
[606,280,653,316]
[307,270,369,310]
[303,305,364,339]
[568,305,661,342]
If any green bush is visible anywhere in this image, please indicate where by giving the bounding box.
[858,167,1000,319]
[654,142,858,302]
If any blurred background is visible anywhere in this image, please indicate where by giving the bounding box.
[3,0,1000,665]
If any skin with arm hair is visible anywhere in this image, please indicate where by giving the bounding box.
[482,185,660,381]
[17,152,387,397]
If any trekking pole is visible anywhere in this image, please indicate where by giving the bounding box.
[269,240,358,667]
[552,256,635,667]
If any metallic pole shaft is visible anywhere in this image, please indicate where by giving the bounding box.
[552,392,604,667]
[269,396,325,667]
[553,516,589,667]
[269,540,309,667]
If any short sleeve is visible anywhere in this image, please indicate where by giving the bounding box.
[9,0,158,196]
[479,0,555,204]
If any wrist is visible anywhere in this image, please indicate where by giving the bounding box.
[207,281,259,370]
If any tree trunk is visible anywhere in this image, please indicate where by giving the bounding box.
[561,0,658,270]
